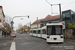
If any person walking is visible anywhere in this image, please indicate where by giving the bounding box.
[2,30,4,37]
[4,31,6,37]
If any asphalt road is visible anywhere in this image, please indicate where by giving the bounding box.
[0,38,13,50]
[0,33,75,50]
[16,33,75,50]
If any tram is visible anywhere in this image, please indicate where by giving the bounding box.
[30,29,33,35]
[41,26,47,39]
[37,28,42,37]
[46,21,65,43]
[32,29,37,36]
[30,21,65,43]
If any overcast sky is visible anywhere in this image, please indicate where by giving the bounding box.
[0,0,75,30]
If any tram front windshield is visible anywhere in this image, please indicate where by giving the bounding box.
[47,25,62,35]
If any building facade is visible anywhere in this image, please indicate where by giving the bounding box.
[31,19,44,28]
[0,6,5,37]
[41,10,75,27]
[0,6,5,25]
[62,10,75,25]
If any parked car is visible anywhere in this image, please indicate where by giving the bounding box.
[10,32,16,38]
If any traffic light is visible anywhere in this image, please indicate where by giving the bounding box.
[28,16,29,18]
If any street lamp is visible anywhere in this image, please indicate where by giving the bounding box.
[11,15,29,32]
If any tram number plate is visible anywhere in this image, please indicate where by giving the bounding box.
[54,38,57,40]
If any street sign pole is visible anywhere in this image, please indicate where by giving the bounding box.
[11,21,14,32]
[11,15,29,33]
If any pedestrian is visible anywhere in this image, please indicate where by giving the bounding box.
[2,30,4,37]
[4,31,6,37]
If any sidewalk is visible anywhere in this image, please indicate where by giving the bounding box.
[65,38,75,43]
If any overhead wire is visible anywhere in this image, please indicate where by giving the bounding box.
[61,1,75,10]
[45,0,75,14]
[45,0,52,15]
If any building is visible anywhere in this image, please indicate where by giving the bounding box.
[0,6,5,37]
[62,10,75,25]
[40,15,60,27]
[41,10,75,27]
[31,9,75,29]
[31,19,44,28]
[31,15,60,28]
[0,6,5,24]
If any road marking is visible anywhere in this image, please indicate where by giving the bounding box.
[10,38,16,50]
[67,41,75,44]
[10,42,16,50]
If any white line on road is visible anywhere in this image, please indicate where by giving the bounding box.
[10,42,16,50]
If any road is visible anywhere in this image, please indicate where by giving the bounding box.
[0,33,75,50]
[0,38,13,50]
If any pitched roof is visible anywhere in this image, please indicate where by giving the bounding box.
[32,18,44,25]
[31,14,60,25]
[44,15,52,19]
[44,15,60,20]
[52,15,60,18]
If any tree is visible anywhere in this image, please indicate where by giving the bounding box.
[68,23,75,29]
[68,23,73,29]
[72,23,75,28]
[5,15,12,25]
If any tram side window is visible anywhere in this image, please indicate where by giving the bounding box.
[34,30,36,34]
[33,30,36,33]
[33,31,34,33]
[42,29,46,34]
[30,31,31,33]
[38,30,40,34]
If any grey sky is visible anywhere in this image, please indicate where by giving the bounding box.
[0,0,75,30]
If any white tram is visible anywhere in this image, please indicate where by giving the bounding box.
[41,26,47,39]
[30,29,33,35]
[46,21,65,43]
[30,21,65,43]
[32,29,37,36]
[37,28,42,37]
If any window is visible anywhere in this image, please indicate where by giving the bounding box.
[62,12,70,19]
[47,25,62,35]
[42,29,46,34]
[0,19,1,22]
[37,30,40,34]
[33,30,36,33]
